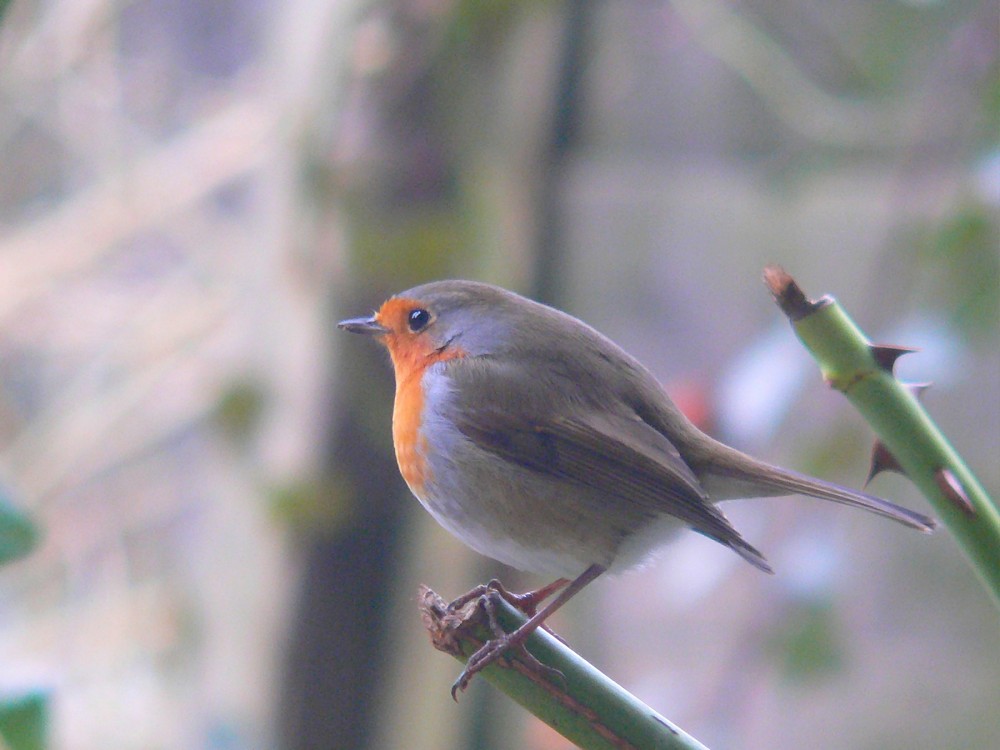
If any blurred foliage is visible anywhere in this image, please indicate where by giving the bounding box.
[212,378,267,448]
[767,600,844,682]
[446,0,534,51]
[0,692,48,750]
[917,200,1000,341]
[0,0,994,746]
[0,489,38,566]
[267,476,353,534]
[348,204,468,287]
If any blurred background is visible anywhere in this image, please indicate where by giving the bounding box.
[0,0,998,748]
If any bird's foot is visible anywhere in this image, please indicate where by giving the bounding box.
[448,584,566,699]
[447,577,570,643]
[447,576,568,616]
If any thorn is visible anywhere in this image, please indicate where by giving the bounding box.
[870,344,919,374]
[866,440,905,485]
[934,468,975,516]
[903,382,932,400]
[762,265,826,321]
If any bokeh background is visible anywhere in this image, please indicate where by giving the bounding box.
[0,1,998,748]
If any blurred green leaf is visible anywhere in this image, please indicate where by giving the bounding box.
[448,0,528,49]
[0,692,48,750]
[267,476,353,533]
[213,378,267,447]
[0,0,11,26]
[0,491,39,566]
[348,205,466,287]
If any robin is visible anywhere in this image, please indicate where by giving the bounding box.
[339,280,934,693]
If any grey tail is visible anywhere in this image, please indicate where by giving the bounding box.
[768,467,934,531]
[703,446,936,533]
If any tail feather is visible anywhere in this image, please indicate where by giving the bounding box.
[757,466,936,532]
[699,444,936,533]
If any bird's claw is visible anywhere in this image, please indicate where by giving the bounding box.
[449,589,515,699]
[450,631,566,700]
[451,636,509,699]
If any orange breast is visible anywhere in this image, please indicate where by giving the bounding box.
[393,368,429,497]
[381,321,465,499]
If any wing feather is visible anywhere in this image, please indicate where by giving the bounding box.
[451,394,771,571]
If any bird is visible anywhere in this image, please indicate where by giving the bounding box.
[339,280,934,693]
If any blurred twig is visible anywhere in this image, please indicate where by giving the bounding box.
[670,0,945,148]
[1,289,238,504]
[0,99,271,323]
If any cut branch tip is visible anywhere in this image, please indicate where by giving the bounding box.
[762,265,825,320]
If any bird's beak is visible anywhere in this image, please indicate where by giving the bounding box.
[338,316,390,336]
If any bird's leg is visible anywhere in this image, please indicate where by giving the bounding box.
[447,576,569,616]
[485,577,570,616]
[451,563,606,698]
[483,577,572,641]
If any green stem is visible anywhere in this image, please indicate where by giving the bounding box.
[420,586,709,750]
[765,267,1000,606]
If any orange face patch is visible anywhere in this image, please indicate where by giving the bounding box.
[374,297,436,379]
[374,297,464,498]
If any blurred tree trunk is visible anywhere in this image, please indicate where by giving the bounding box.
[274,3,575,748]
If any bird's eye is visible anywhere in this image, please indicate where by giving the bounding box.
[407,308,431,332]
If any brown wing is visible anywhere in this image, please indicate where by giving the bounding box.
[451,397,772,573]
